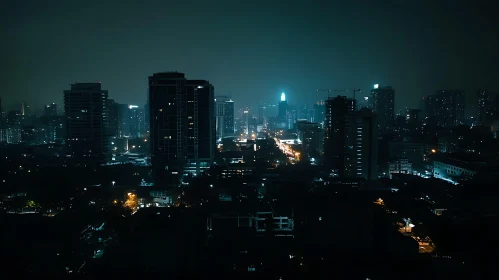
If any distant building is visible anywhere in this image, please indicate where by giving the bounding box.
[359,96,371,110]
[295,120,323,155]
[424,90,465,128]
[313,100,325,126]
[216,96,234,139]
[371,85,395,129]
[476,90,491,124]
[128,105,145,138]
[242,109,249,135]
[277,92,288,128]
[405,109,421,124]
[149,72,215,186]
[44,103,58,117]
[64,83,111,164]
[257,102,267,126]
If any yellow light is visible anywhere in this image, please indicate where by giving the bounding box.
[431,149,436,153]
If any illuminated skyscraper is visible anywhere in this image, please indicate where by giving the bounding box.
[216,96,234,139]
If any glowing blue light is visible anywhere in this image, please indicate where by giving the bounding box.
[281,92,286,101]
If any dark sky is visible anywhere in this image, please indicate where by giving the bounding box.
[2,0,498,113]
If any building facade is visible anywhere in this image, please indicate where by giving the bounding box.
[149,72,215,186]
[344,109,378,180]
[215,96,234,139]
[324,96,356,175]
[64,83,110,164]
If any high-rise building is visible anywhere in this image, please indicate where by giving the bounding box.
[476,90,491,124]
[277,92,288,128]
[215,96,235,139]
[4,110,22,144]
[324,96,377,179]
[42,103,62,144]
[144,101,150,133]
[296,120,324,156]
[44,103,58,117]
[258,102,267,126]
[425,90,465,128]
[359,96,371,110]
[64,83,110,164]
[370,85,395,129]
[107,99,119,138]
[243,109,249,135]
[223,99,234,137]
[313,100,325,127]
[128,105,145,138]
[323,96,355,175]
[149,72,215,185]
[21,100,32,117]
[344,109,378,180]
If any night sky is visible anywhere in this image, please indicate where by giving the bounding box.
[2,0,498,113]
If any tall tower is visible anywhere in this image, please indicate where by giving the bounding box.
[149,72,215,186]
[215,96,234,139]
[324,96,355,175]
[64,83,110,165]
[344,109,378,180]
[370,85,395,129]
[223,99,234,137]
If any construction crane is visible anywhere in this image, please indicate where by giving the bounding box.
[352,89,361,110]
[316,89,348,99]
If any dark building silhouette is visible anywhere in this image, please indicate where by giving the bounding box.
[344,109,378,180]
[424,90,465,128]
[64,83,110,164]
[149,72,215,186]
[370,85,395,129]
[324,96,355,176]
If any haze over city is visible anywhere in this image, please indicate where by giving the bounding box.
[2,0,499,277]
[2,0,498,111]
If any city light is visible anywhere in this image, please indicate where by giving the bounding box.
[281,92,286,101]
[374,84,379,89]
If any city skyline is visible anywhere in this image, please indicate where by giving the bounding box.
[2,0,498,112]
